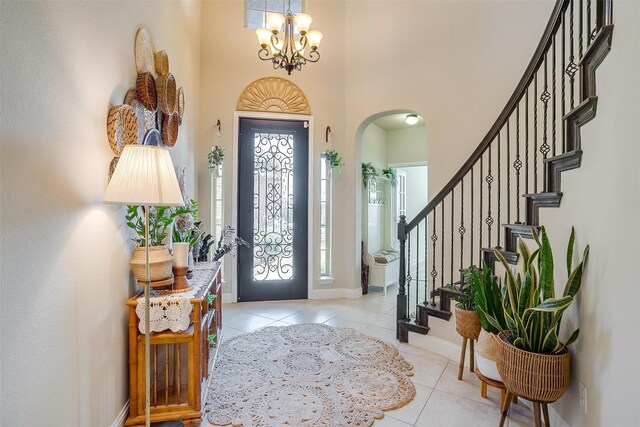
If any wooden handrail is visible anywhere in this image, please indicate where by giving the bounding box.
[406,0,578,232]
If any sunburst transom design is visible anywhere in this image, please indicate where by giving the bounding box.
[237,77,311,115]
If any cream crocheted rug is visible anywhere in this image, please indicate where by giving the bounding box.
[204,323,416,427]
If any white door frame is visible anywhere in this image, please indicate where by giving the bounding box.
[231,111,315,302]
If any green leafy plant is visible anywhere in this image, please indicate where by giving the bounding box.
[321,149,344,173]
[361,162,378,187]
[172,199,200,248]
[126,206,176,247]
[381,167,397,186]
[489,226,589,354]
[470,263,508,334]
[444,279,476,311]
[212,225,249,261]
[208,146,225,174]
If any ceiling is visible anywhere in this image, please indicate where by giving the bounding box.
[373,113,425,131]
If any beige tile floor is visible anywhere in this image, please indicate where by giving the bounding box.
[157,285,534,426]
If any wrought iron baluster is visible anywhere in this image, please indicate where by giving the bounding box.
[515,103,522,223]
[552,35,557,156]
[470,166,474,264]
[430,210,437,306]
[459,178,466,272]
[450,188,454,285]
[423,215,428,305]
[440,201,444,290]
[541,53,551,167]
[486,145,494,248]
[534,73,539,192]
[567,0,578,109]
[416,222,420,316]
[562,15,567,153]
[587,0,593,43]
[407,232,411,319]
[506,120,511,228]
[498,130,502,245]
[479,156,483,265]
[579,0,584,57]
[525,88,529,195]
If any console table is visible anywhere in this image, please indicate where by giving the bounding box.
[124,261,222,426]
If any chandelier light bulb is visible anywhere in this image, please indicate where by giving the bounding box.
[405,114,420,125]
[256,28,271,47]
[266,13,285,33]
[306,30,323,50]
[294,13,313,34]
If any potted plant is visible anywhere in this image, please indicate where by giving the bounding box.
[381,167,397,186]
[445,278,481,380]
[361,162,378,187]
[208,146,224,175]
[321,149,344,174]
[469,263,508,381]
[492,226,589,404]
[126,205,177,282]
[212,225,249,261]
[172,199,199,268]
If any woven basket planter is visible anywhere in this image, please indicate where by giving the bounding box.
[476,329,502,381]
[156,73,177,114]
[454,304,481,340]
[130,246,173,282]
[496,331,571,403]
[136,72,158,111]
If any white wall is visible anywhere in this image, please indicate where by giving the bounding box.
[0,1,202,425]
[538,2,640,425]
[387,126,428,166]
[397,166,428,221]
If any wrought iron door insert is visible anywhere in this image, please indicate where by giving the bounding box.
[237,118,309,301]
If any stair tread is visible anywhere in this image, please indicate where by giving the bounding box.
[543,150,583,163]
[579,25,614,66]
[398,319,430,335]
[523,192,562,198]
[563,96,598,120]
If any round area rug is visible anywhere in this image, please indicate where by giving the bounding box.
[204,323,416,427]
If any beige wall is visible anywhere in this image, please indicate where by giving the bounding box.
[540,1,640,424]
[387,126,428,165]
[0,1,201,425]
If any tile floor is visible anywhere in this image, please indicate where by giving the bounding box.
[159,285,534,426]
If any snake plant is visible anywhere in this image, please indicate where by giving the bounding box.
[470,263,509,335]
[489,226,589,355]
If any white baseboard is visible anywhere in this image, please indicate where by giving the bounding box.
[111,400,129,427]
[222,292,234,303]
[310,287,362,299]
[407,333,462,362]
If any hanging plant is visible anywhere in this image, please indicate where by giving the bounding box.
[208,146,225,174]
[361,162,378,187]
[382,167,397,186]
[321,149,344,173]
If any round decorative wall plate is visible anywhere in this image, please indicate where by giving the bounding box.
[143,128,163,147]
[177,87,185,118]
[134,28,154,74]
[156,73,177,114]
[161,113,179,147]
[136,72,158,111]
[155,50,170,76]
[107,105,138,155]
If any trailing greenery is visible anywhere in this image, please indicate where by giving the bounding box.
[470,263,508,334]
[489,226,589,354]
[361,162,378,187]
[444,278,476,311]
[208,146,225,174]
[381,167,397,185]
[321,149,344,173]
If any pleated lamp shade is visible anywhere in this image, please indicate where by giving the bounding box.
[103,145,184,206]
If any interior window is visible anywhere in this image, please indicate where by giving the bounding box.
[246,0,303,29]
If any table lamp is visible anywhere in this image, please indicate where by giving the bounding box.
[104,145,184,427]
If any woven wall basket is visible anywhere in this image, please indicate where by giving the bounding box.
[136,72,158,111]
[177,87,185,118]
[123,88,138,106]
[108,156,119,181]
[130,246,173,282]
[496,331,571,403]
[106,105,138,155]
[134,28,155,74]
[161,113,179,147]
[454,305,481,340]
[155,50,170,76]
[156,73,177,114]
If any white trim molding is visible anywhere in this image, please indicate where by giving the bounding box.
[310,287,362,300]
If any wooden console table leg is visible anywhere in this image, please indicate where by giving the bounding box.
[499,390,514,427]
[499,389,506,409]
[533,402,542,427]
[469,338,475,372]
[542,403,551,426]
[458,337,467,380]
[481,381,488,399]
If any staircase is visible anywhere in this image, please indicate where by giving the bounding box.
[396,0,614,342]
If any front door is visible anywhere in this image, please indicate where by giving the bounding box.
[237,118,309,301]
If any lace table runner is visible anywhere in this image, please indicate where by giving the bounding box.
[135,261,220,333]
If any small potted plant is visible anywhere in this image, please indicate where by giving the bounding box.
[321,149,344,174]
[126,205,177,282]
[208,146,225,175]
[445,278,481,380]
[361,162,378,187]
[493,226,589,405]
[469,263,508,382]
[172,199,199,268]
[381,167,397,186]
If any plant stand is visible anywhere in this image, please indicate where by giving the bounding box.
[457,336,475,380]
[475,368,517,411]
[500,391,550,427]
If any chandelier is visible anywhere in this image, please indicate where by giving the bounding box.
[255,5,323,75]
